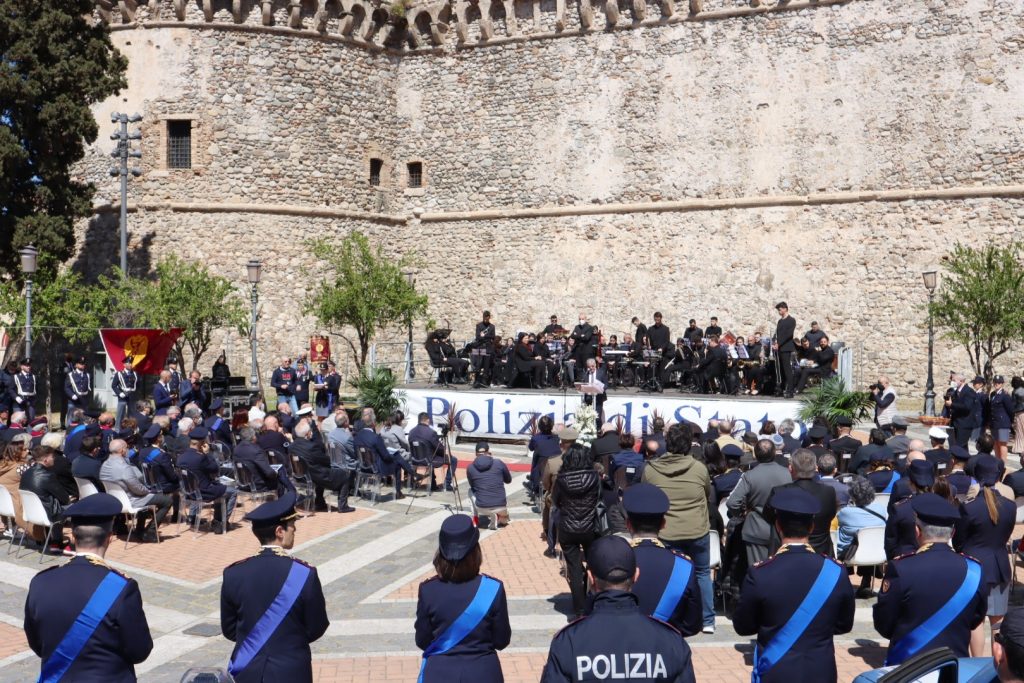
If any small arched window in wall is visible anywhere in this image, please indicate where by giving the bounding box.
[407,161,423,188]
[369,158,383,186]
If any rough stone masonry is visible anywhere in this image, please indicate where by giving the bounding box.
[76,0,1024,395]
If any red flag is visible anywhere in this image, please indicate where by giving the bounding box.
[100,328,183,376]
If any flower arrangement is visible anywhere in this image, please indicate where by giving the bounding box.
[574,404,598,446]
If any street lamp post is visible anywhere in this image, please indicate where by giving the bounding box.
[247,260,262,392]
[19,246,38,361]
[109,113,143,276]
[923,269,938,416]
[404,271,415,381]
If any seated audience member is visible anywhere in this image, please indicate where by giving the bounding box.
[407,412,456,491]
[71,435,107,493]
[818,453,850,507]
[233,426,283,494]
[353,410,421,500]
[837,476,888,597]
[466,442,512,527]
[178,427,238,534]
[21,446,72,550]
[40,432,77,502]
[609,432,645,486]
[100,439,173,542]
[0,439,31,535]
[291,419,353,513]
[257,415,289,455]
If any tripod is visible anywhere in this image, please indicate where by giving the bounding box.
[404,428,463,515]
[638,350,663,393]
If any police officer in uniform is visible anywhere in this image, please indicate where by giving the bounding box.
[884,460,935,560]
[24,494,153,681]
[732,488,855,683]
[221,492,329,682]
[873,493,988,664]
[204,398,234,452]
[622,483,702,637]
[111,356,138,427]
[64,356,92,426]
[541,535,696,682]
[13,358,37,421]
[416,514,511,682]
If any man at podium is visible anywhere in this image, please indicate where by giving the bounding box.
[577,358,608,422]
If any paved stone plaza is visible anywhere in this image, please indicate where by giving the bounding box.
[0,438,1018,682]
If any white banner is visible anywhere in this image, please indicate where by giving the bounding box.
[403,387,801,438]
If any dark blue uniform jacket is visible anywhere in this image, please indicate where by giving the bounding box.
[954,491,1016,587]
[630,538,702,637]
[415,574,511,683]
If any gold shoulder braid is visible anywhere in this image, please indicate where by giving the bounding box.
[630,537,666,549]
[916,543,934,554]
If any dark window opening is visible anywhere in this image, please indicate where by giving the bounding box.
[166,120,192,169]
[369,158,383,186]
[407,161,422,188]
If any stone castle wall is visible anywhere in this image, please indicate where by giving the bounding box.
[74,0,1024,395]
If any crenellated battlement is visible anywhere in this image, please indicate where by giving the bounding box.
[93,0,856,53]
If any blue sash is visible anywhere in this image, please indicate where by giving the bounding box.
[212,418,223,432]
[228,561,311,676]
[144,448,162,463]
[653,554,693,622]
[886,560,982,666]
[752,560,841,683]
[39,571,128,683]
[883,472,901,494]
[418,576,501,683]
[69,425,86,438]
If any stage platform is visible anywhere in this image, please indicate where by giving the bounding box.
[399,382,801,439]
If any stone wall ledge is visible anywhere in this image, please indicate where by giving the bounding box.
[92,184,1024,224]
[92,201,406,223]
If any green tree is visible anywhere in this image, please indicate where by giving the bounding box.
[0,0,128,281]
[929,243,1024,379]
[125,256,248,371]
[305,232,428,369]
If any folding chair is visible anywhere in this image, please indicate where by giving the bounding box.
[355,446,383,505]
[0,486,24,554]
[843,526,887,592]
[104,481,160,548]
[177,468,227,536]
[17,490,57,563]
[290,455,316,512]
[232,459,275,505]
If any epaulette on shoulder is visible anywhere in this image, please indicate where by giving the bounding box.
[419,575,439,587]
[226,555,255,569]
[894,497,911,506]
[753,555,776,568]
[668,548,693,562]
[291,556,314,568]
[646,614,682,635]
[36,564,62,576]
[959,551,982,565]
[554,614,588,637]
[823,554,844,567]
[480,572,502,583]
[892,551,915,562]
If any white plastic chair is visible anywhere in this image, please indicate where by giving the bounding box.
[17,490,56,563]
[0,486,23,554]
[1015,497,1024,524]
[75,477,99,499]
[843,526,887,592]
[708,529,722,570]
[830,529,839,552]
[717,500,729,524]
[874,493,891,510]
[104,481,159,548]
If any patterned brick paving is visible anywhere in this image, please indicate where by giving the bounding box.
[103,502,374,583]
[385,520,567,600]
[0,623,29,661]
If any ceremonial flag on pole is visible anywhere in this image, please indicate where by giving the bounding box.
[99,328,183,376]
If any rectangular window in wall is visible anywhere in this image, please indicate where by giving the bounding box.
[369,158,383,186]
[407,161,422,188]
[166,120,192,169]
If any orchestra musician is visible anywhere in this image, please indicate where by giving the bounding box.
[697,335,728,393]
[631,316,649,349]
[561,337,578,386]
[570,314,595,362]
[704,317,722,339]
[425,330,469,383]
[740,334,766,396]
[661,338,692,388]
[542,315,565,338]
[470,311,497,388]
[647,312,673,378]
[535,333,559,386]
[684,319,701,343]
[774,301,797,398]
[793,335,836,394]
[514,333,546,388]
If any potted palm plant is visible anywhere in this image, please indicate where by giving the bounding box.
[797,377,874,429]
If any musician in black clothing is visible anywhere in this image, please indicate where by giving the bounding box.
[631,316,649,349]
[684,319,701,343]
[774,301,797,398]
[648,312,672,378]
[794,335,836,394]
[697,335,728,393]
[741,334,766,395]
[662,338,692,387]
[514,333,546,388]
[542,315,565,337]
[471,311,496,388]
[426,331,469,383]
[535,333,559,386]
[704,317,722,338]
[569,314,595,362]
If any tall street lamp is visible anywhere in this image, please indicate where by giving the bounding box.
[109,112,142,276]
[247,260,262,391]
[923,269,938,416]
[19,246,38,361]
[404,271,415,381]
